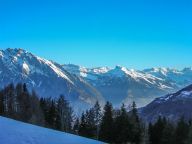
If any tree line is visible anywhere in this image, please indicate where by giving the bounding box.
[148,116,192,144]
[76,101,143,144]
[1,83,192,144]
[0,83,73,133]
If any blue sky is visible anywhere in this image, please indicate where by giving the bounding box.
[0,0,192,69]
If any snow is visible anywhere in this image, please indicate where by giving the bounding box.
[31,80,36,86]
[0,51,3,57]
[155,88,192,104]
[155,95,172,103]
[63,64,175,89]
[0,48,74,85]
[0,116,103,144]
[38,81,42,87]
[181,91,192,96]
[159,83,173,90]
[22,62,30,75]
[92,67,110,74]
[36,56,74,84]
[62,65,109,81]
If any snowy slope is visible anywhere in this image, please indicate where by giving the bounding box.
[0,116,103,144]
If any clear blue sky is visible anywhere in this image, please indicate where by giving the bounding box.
[0,0,192,69]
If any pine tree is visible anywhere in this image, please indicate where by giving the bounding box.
[47,100,57,128]
[40,97,53,127]
[174,117,189,144]
[113,104,131,143]
[86,108,97,138]
[6,84,15,117]
[148,116,165,144]
[0,90,4,115]
[129,102,142,144]
[79,112,89,137]
[161,122,175,144]
[186,124,192,144]
[93,101,102,139]
[99,101,114,143]
[57,95,73,132]
[148,122,153,144]
[17,83,32,122]
[73,118,80,135]
[1,84,16,117]
[28,90,44,125]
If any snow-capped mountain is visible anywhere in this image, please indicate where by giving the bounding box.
[144,67,192,88]
[0,48,105,113]
[1,48,192,110]
[139,84,192,122]
[63,64,192,107]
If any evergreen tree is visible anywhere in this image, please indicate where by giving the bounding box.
[79,112,89,137]
[129,102,142,144]
[57,95,73,132]
[113,104,131,143]
[148,116,165,144]
[1,84,16,117]
[40,97,52,127]
[17,83,32,121]
[186,124,192,144]
[6,84,15,117]
[47,100,57,128]
[148,122,153,144]
[28,90,44,125]
[93,101,102,139]
[99,101,114,143]
[160,122,175,144]
[0,90,4,115]
[73,118,80,135]
[174,117,189,144]
[86,108,97,138]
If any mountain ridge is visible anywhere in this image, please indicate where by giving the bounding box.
[63,64,192,106]
[1,48,192,109]
[139,84,192,122]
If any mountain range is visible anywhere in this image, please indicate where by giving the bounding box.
[1,48,192,112]
[63,64,192,107]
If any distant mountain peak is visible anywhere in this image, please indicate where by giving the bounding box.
[0,48,74,83]
[4,48,29,55]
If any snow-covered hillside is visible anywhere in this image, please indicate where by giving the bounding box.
[0,116,103,144]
